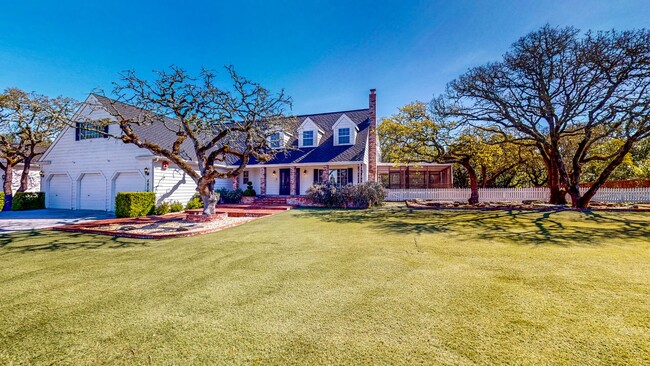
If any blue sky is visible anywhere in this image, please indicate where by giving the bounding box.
[1,0,648,118]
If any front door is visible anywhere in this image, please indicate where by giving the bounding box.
[279,168,291,195]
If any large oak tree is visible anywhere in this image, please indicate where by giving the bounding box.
[435,25,650,207]
[0,88,76,211]
[90,66,296,215]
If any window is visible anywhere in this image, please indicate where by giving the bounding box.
[243,171,249,184]
[313,168,354,187]
[302,130,314,147]
[269,132,280,149]
[338,128,350,144]
[76,122,108,140]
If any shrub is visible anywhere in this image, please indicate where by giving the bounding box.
[154,202,171,215]
[306,182,346,207]
[185,193,204,210]
[242,181,256,197]
[115,192,156,218]
[306,182,386,208]
[11,192,45,211]
[0,192,4,211]
[345,182,386,208]
[170,201,184,212]
[217,188,243,204]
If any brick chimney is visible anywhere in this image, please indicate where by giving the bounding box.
[368,89,377,182]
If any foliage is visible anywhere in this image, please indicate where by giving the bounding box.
[0,192,3,211]
[154,202,171,215]
[169,201,184,212]
[435,25,650,207]
[306,182,386,208]
[242,181,256,196]
[0,88,77,211]
[185,193,204,210]
[90,66,297,215]
[114,192,156,218]
[306,182,347,207]
[343,182,386,208]
[11,192,45,211]
[216,188,243,204]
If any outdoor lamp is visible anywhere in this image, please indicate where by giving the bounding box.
[144,167,150,176]
[39,171,45,177]
[303,169,307,174]
[272,170,277,176]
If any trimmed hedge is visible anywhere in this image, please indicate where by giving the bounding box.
[11,192,46,211]
[115,192,156,218]
[0,192,4,211]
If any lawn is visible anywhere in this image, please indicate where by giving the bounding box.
[1,206,649,365]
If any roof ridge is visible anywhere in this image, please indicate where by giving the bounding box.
[297,108,369,118]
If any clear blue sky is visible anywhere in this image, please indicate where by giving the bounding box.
[1,0,648,118]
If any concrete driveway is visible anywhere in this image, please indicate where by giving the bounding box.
[0,209,114,233]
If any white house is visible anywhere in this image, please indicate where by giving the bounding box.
[39,90,452,211]
[0,162,42,193]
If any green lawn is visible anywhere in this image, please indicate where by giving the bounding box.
[1,207,649,365]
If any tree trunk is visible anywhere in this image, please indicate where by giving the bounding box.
[18,157,33,193]
[546,160,567,205]
[197,177,218,215]
[460,161,479,205]
[3,164,14,211]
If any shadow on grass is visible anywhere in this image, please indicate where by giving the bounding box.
[0,230,148,255]
[297,206,650,246]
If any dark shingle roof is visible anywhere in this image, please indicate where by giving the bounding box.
[248,109,370,165]
[91,94,369,166]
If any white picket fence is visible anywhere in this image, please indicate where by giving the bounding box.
[385,187,650,203]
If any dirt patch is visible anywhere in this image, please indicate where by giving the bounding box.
[405,199,650,211]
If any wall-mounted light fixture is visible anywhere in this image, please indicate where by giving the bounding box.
[161,161,169,170]
[144,167,150,176]
[303,169,307,174]
[272,170,277,177]
[39,171,45,177]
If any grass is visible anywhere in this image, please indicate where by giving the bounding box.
[0,206,649,365]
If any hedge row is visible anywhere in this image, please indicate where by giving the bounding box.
[11,192,46,211]
[115,192,156,218]
[0,192,4,211]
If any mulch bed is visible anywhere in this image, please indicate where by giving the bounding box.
[405,199,650,212]
[52,206,289,239]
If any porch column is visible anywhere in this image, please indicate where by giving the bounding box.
[260,167,266,195]
[289,166,296,195]
[321,165,330,183]
[358,163,363,183]
[232,176,239,190]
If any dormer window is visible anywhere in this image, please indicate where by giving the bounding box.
[338,128,351,144]
[269,132,281,149]
[302,131,314,147]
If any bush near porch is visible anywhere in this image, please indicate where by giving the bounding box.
[115,192,156,218]
[306,181,386,208]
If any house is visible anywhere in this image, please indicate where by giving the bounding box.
[39,89,453,211]
[0,162,42,193]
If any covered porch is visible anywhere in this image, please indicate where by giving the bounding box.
[377,163,453,189]
[233,163,366,196]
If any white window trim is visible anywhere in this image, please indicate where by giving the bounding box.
[297,117,323,148]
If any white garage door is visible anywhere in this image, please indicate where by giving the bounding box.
[79,173,107,211]
[112,172,146,210]
[48,175,72,209]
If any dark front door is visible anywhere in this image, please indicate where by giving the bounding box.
[279,168,291,195]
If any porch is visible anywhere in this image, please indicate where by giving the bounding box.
[377,163,453,189]
[233,163,366,196]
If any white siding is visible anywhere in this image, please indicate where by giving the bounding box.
[238,168,261,193]
[266,168,280,195]
[152,161,230,205]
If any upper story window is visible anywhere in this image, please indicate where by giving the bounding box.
[76,122,108,140]
[338,128,351,144]
[302,130,314,147]
[269,132,281,149]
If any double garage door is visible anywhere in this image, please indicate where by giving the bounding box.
[47,172,145,211]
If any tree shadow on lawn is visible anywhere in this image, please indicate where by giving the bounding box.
[0,230,149,255]
[298,207,650,247]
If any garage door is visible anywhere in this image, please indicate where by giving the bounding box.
[112,172,146,209]
[48,175,72,209]
[79,173,107,211]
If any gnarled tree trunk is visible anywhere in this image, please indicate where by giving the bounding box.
[18,156,33,193]
[2,164,14,211]
[460,160,479,205]
[197,177,218,215]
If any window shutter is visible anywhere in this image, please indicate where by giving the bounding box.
[75,123,80,141]
[313,169,319,184]
[103,124,109,138]
[348,168,353,184]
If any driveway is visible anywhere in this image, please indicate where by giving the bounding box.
[0,209,114,233]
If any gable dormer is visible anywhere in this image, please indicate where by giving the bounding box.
[332,114,359,146]
[297,117,324,148]
[269,131,292,149]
